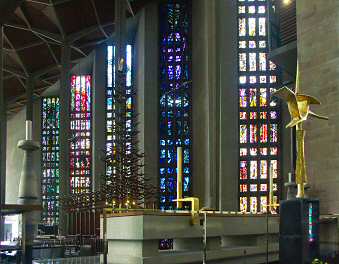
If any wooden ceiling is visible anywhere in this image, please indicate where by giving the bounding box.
[2,0,152,114]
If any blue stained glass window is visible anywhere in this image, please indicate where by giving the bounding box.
[168,178,175,192]
[159,0,192,209]
[160,178,166,190]
[184,177,189,192]
[41,97,60,226]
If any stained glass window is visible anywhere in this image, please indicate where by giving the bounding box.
[159,0,192,210]
[70,75,92,194]
[238,0,280,213]
[106,44,133,179]
[41,97,60,225]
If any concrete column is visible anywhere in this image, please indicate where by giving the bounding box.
[115,0,127,64]
[135,3,159,202]
[216,0,238,211]
[17,77,40,263]
[192,0,238,210]
[17,78,40,206]
[59,44,71,235]
[296,0,339,213]
[192,0,218,209]
[0,24,6,240]
[92,46,106,191]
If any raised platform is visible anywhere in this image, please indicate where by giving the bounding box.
[101,210,279,264]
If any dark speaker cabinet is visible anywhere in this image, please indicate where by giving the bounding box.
[280,199,319,264]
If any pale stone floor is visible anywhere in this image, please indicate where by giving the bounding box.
[34,256,100,264]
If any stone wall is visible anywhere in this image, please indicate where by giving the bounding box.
[297,0,339,213]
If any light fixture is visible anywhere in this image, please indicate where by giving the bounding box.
[283,0,292,6]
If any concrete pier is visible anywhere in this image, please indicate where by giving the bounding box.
[17,138,40,263]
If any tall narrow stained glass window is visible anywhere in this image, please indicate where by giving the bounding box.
[41,97,60,225]
[238,0,280,213]
[159,0,192,210]
[70,75,92,194]
[106,45,133,179]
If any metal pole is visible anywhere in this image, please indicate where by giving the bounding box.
[0,24,6,241]
[291,127,296,178]
[26,77,34,121]
[266,207,269,263]
[103,209,107,264]
[92,210,95,236]
[79,210,82,235]
[85,211,87,235]
[88,210,91,235]
[72,211,75,235]
[82,211,85,235]
[177,147,183,209]
[203,212,207,264]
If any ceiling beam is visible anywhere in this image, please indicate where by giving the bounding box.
[4,23,90,60]
[4,67,27,79]
[90,0,109,39]
[16,5,61,69]
[32,63,60,78]
[7,85,47,106]
[78,38,108,49]
[32,56,82,78]
[71,45,86,57]
[25,0,51,6]
[3,33,29,77]
[126,0,135,17]
[41,79,53,86]
[0,0,24,24]
[3,73,16,81]
[4,40,54,52]
[16,40,45,51]
[17,76,26,90]
[4,23,63,44]
[68,22,115,43]
[50,0,73,6]
[48,0,66,37]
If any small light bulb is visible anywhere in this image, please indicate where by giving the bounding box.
[283,0,291,5]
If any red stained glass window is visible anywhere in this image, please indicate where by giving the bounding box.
[70,75,92,194]
[238,0,281,213]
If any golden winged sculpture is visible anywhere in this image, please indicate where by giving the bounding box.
[272,62,328,198]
